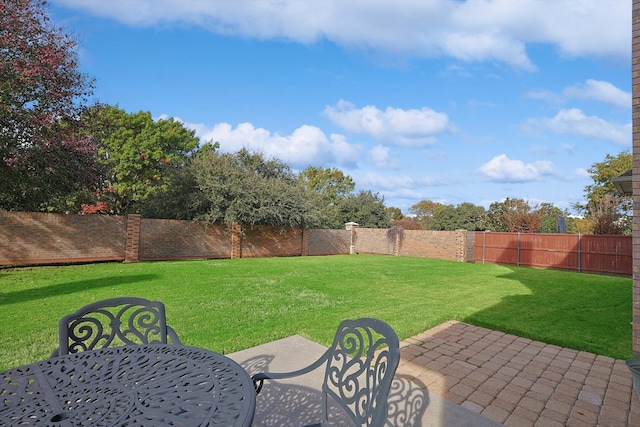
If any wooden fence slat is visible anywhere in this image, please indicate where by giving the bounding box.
[475,232,631,276]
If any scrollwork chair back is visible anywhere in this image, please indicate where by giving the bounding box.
[253,318,400,427]
[52,297,181,357]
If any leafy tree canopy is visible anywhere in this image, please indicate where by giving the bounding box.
[335,190,391,228]
[429,202,486,231]
[299,166,355,204]
[409,200,442,228]
[386,207,404,221]
[581,151,632,234]
[584,151,632,204]
[80,105,200,214]
[0,0,98,211]
[483,198,541,233]
[187,148,323,228]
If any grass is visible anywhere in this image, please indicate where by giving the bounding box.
[0,254,632,371]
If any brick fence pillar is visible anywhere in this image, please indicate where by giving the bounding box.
[301,228,309,256]
[454,230,474,263]
[394,232,402,256]
[231,222,242,259]
[124,214,141,263]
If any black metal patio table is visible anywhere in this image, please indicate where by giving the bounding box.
[0,344,255,426]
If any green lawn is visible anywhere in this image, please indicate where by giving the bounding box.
[0,255,632,371]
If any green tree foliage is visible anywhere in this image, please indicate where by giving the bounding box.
[81,105,200,214]
[299,166,355,227]
[409,200,441,228]
[483,198,541,233]
[584,151,632,204]
[0,0,98,211]
[588,194,627,235]
[299,166,355,204]
[538,203,577,234]
[429,202,486,231]
[187,148,323,227]
[386,207,404,221]
[581,151,632,234]
[334,190,391,228]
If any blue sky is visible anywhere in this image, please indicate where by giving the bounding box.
[49,0,631,215]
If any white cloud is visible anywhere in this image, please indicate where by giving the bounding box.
[563,80,631,109]
[185,121,360,169]
[479,154,554,183]
[357,172,443,192]
[52,0,629,69]
[322,100,452,146]
[367,145,398,169]
[525,90,564,106]
[575,168,591,178]
[525,108,631,146]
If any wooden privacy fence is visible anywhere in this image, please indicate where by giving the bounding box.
[475,231,632,276]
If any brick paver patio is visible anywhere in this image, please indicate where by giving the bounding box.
[396,321,640,427]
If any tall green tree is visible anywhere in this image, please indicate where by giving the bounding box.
[299,166,355,204]
[584,151,632,204]
[429,202,486,231]
[386,207,404,221]
[299,166,355,228]
[538,203,577,234]
[188,148,323,227]
[334,190,391,228]
[483,198,541,233]
[581,151,632,234]
[409,200,442,228]
[1,0,98,211]
[81,105,200,214]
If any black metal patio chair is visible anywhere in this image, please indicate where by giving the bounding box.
[51,296,181,357]
[252,318,400,427]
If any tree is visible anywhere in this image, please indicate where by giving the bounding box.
[409,200,442,228]
[299,166,355,204]
[188,148,323,227]
[334,190,391,228]
[429,202,486,231]
[537,203,577,234]
[80,105,200,214]
[584,151,632,204]
[587,194,627,235]
[483,198,541,233]
[299,166,355,228]
[0,0,98,211]
[386,207,404,221]
[581,151,632,234]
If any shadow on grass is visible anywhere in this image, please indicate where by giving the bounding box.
[462,266,632,358]
[0,274,160,306]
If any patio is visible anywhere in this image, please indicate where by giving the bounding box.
[230,320,640,427]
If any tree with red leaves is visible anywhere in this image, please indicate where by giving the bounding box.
[0,0,99,212]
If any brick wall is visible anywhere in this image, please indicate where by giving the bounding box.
[238,225,304,258]
[0,211,126,264]
[348,227,472,262]
[139,218,232,261]
[306,229,350,255]
[0,212,473,265]
[400,229,473,261]
[354,228,395,255]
